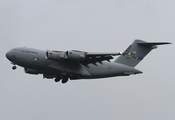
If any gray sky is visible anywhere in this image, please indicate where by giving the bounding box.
[1,0,175,120]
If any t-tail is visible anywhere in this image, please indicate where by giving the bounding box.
[114,39,171,67]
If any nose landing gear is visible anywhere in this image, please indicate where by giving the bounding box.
[12,66,17,70]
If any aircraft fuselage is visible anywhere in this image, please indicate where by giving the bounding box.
[6,47,142,82]
[6,40,171,83]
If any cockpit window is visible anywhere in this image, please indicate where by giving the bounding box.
[14,49,18,52]
[11,48,19,52]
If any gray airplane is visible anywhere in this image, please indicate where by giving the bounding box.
[6,40,171,83]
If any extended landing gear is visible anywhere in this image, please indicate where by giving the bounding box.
[54,77,68,84]
[55,77,61,82]
[62,77,68,84]
[12,66,17,70]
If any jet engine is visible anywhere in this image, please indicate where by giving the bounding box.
[46,50,85,61]
[45,51,66,60]
[24,68,39,74]
[65,51,85,61]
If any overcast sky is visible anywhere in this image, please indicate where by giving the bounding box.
[0,0,175,120]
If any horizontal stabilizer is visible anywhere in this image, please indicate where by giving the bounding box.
[137,42,171,46]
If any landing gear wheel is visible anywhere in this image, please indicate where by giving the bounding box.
[12,66,17,70]
[62,78,68,84]
[55,77,61,82]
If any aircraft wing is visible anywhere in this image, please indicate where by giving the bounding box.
[82,52,122,64]
[46,50,131,64]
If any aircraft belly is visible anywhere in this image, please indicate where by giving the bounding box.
[83,63,120,78]
[48,61,91,77]
[83,62,142,79]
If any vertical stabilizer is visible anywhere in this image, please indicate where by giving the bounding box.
[114,39,171,67]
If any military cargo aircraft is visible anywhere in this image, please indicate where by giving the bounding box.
[6,40,171,83]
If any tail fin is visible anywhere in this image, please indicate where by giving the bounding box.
[114,39,171,67]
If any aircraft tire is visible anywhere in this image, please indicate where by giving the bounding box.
[55,78,61,82]
[62,78,68,84]
[12,66,17,70]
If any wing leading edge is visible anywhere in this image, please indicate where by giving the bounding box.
[46,49,126,64]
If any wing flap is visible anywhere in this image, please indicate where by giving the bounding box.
[82,52,123,64]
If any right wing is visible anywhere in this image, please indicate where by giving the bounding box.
[46,50,134,64]
[83,52,122,64]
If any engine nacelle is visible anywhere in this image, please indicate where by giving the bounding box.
[46,50,85,62]
[25,68,39,74]
[45,50,66,61]
[65,51,85,61]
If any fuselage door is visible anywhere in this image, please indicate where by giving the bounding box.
[31,52,39,63]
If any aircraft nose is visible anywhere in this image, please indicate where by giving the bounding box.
[6,50,17,63]
[6,51,11,60]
